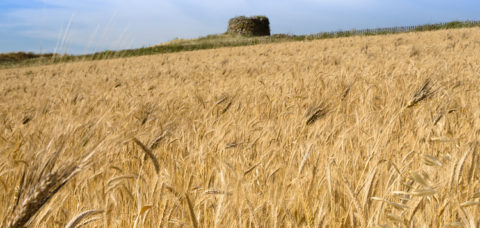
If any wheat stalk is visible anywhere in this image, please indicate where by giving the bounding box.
[65,209,103,228]
[406,79,434,108]
[185,194,198,228]
[455,142,475,186]
[8,164,78,228]
[305,103,329,125]
[342,177,366,227]
[7,143,99,228]
[133,137,160,174]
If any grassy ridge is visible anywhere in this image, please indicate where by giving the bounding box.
[1,20,480,68]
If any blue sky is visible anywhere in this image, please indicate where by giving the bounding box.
[1,0,479,54]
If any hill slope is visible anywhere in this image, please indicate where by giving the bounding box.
[2,20,480,69]
[1,27,480,227]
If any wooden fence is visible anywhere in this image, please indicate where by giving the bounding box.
[308,20,480,39]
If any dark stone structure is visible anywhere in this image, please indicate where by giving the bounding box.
[227,16,270,36]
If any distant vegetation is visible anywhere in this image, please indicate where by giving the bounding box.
[0,52,55,64]
[1,20,479,68]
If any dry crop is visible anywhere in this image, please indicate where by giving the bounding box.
[1,27,480,227]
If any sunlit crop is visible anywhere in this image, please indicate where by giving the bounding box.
[1,27,480,227]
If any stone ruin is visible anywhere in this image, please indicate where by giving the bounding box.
[227,16,270,36]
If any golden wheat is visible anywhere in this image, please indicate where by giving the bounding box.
[1,27,480,227]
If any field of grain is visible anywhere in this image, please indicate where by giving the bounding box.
[1,27,480,227]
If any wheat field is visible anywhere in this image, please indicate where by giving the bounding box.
[1,27,480,227]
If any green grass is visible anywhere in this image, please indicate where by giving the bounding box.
[1,20,479,69]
